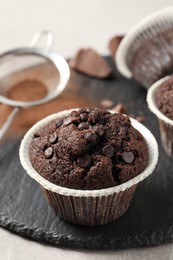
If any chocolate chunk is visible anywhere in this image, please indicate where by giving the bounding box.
[78,154,92,168]
[108,35,124,58]
[93,125,104,136]
[49,132,58,144]
[100,99,114,109]
[44,147,53,159]
[69,48,112,78]
[122,152,134,163]
[56,119,63,128]
[84,131,98,143]
[80,113,88,122]
[78,122,89,130]
[112,103,126,114]
[63,117,72,126]
[102,144,115,157]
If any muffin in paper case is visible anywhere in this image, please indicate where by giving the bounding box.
[116,7,173,89]
[147,76,173,158]
[19,109,158,226]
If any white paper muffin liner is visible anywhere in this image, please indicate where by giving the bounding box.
[147,76,173,158]
[116,7,173,88]
[19,109,158,225]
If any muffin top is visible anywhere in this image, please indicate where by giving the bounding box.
[29,108,149,190]
[156,76,173,120]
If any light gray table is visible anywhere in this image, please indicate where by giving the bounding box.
[1,0,173,259]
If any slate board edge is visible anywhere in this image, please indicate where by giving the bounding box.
[1,211,173,250]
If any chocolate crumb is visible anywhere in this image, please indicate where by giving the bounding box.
[100,99,114,109]
[112,103,126,114]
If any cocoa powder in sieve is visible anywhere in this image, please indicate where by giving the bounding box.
[0,77,93,139]
[8,80,48,101]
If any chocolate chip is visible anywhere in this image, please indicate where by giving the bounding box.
[93,125,104,136]
[84,131,98,143]
[71,111,79,117]
[34,132,40,138]
[49,132,58,143]
[78,122,89,130]
[122,152,134,163]
[63,117,72,126]
[44,147,53,159]
[102,144,115,157]
[56,119,63,128]
[80,113,88,122]
[78,154,92,168]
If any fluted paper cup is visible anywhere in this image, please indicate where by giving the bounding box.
[116,7,173,89]
[147,76,173,158]
[19,109,158,226]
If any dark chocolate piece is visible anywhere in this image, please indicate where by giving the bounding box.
[102,144,115,157]
[69,48,112,78]
[78,122,89,130]
[56,119,63,128]
[78,154,92,168]
[63,117,72,126]
[122,152,134,164]
[108,35,124,58]
[84,131,98,143]
[49,132,58,144]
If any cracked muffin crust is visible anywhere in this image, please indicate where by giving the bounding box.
[29,108,149,190]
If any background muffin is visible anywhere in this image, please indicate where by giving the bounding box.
[147,75,173,158]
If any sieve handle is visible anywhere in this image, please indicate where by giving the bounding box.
[0,107,20,142]
[30,30,54,49]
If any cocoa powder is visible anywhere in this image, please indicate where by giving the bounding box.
[0,76,94,139]
[8,80,48,101]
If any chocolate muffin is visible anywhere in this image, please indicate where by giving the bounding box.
[127,25,173,88]
[155,76,173,120]
[29,108,149,190]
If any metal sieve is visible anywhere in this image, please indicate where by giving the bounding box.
[0,30,70,141]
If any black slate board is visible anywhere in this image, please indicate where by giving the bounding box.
[0,57,173,249]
